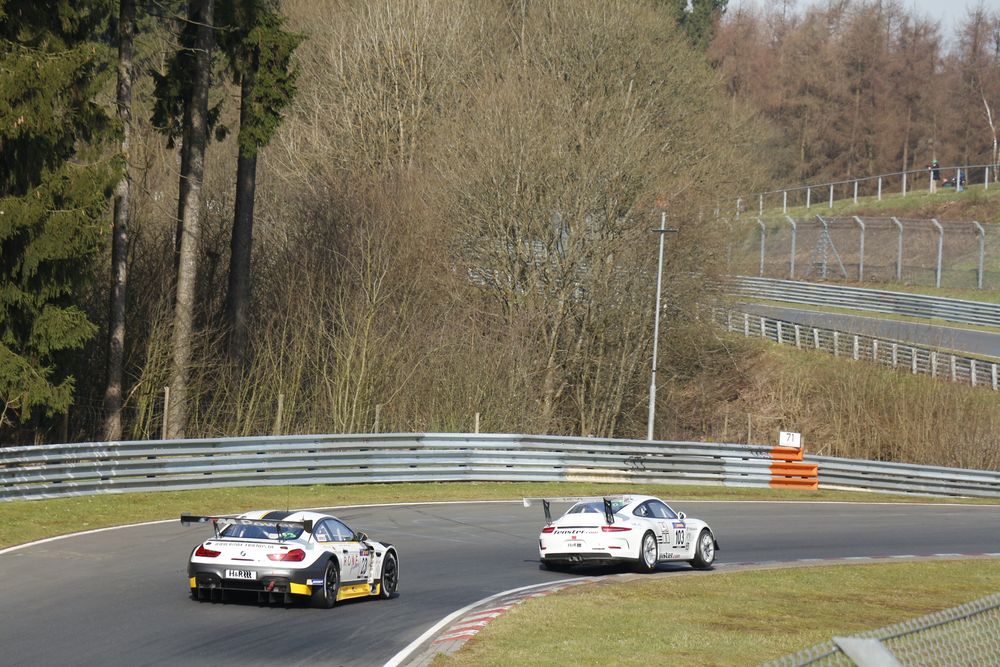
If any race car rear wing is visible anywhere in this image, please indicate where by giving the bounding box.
[523,496,627,526]
[180,514,314,538]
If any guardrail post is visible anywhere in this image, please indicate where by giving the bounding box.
[760,316,767,339]
[776,321,783,344]
[931,219,944,288]
[911,348,918,374]
[971,360,978,387]
[872,339,878,362]
[891,343,898,367]
[783,190,788,214]
[951,355,957,382]
[973,221,985,289]
[853,216,865,282]
[794,324,801,348]
[993,363,998,390]
[877,176,882,201]
[931,351,938,378]
[833,331,839,356]
[852,335,859,360]
[891,217,904,282]
[744,313,749,336]
[829,183,834,208]
[785,215,797,278]
[813,328,820,350]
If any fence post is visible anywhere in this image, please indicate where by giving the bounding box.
[783,190,788,214]
[736,197,742,218]
[853,180,858,204]
[794,324,801,348]
[891,343,898,367]
[891,217,904,282]
[806,187,811,209]
[374,403,381,432]
[872,339,878,362]
[162,386,170,440]
[877,176,882,201]
[759,193,764,215]
[986,166,990,190]
[785,216,797,279]
[475,411,481,433]
[973,221,985,289]
[853,216,865,282]
[744,313,750,337]
[950,355,957,381]
[776,321,783,344]
[911,348,918,374]
[993,363,998,390]
[852,335,859,360]
[756,218,766,277]
[931,218,944,288]
[760,316,767,339]
[829,183,834,208]
[813,328,820,350]
[971,360,978,387]
[902,170,907,196]
[931,351,938,378]
[833,331,839,356]
[272,393,284,435]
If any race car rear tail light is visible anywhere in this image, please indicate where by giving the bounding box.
[195,545,221,558]
[541,527,556,533]
[601,526,632,532]
[267,548,306,562]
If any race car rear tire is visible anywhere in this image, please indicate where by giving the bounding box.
[379,551,398,599]
[311,559,340,609]
[690,529,716,569]
[636,531,658,573]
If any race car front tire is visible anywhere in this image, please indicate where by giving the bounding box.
[379,551,398,599]
[310,558,340,609]
[690,529,716,569]
[636,531,658,573]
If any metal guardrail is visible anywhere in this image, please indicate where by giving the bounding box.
[2,432,999,501]
[714,308,1000,391]
[729,277,1000,329]
[763,592,1000,666]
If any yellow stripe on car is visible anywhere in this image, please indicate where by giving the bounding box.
[290,582,311,596]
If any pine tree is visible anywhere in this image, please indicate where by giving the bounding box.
[0,0,117,439]
[218,0,300,368]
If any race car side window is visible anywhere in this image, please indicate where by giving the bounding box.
[313,522,333,541]
[323,518,356,542]
[633,502,651,518]
[648,501,677,519]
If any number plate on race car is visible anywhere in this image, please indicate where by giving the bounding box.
[225,569,257,580]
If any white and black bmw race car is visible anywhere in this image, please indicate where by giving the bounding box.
[183,510,398,608]
[525,495,718,572]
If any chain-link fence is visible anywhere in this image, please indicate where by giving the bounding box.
[732,216,997,291]
[763,592,1000,666]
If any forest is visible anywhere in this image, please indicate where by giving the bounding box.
[1,0,999,465]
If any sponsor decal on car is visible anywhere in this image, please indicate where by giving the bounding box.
[672,522,685,529]
[308,578,325,586]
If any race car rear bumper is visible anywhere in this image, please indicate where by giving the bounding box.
[542,552,629,566]
[188,561,327,602]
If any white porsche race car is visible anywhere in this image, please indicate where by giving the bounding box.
[183,510,398,608]
[526,495,718,572]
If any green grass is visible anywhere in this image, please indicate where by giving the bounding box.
[4,481,999,550]
[768,182,1000,221]
[436,559,1000,666]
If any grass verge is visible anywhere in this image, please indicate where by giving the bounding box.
[436,559,1000,666]
[3,481,998,551]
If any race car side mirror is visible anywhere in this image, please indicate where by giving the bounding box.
[356,532,369,542]
[677,512,686,520]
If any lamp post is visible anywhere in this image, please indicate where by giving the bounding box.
[647,212,679,441]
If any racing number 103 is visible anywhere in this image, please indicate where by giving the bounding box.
[674,529,685,546]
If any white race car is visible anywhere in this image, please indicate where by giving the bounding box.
[183,510,398,608]
[526,495,718,572]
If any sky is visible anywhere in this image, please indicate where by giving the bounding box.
[730,0,1000,44]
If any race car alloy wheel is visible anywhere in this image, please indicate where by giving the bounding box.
[379,551,398,599]
[311,559,340,609]
[638,531,658,573]
[690,529,716,569]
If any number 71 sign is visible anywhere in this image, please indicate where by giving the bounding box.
[779,431,802,449]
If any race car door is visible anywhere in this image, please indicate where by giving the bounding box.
[647,500,687,556]
[315,519,368,582]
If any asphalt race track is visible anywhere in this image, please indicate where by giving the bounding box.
[2,500,999,666]
[739,303,1000,358]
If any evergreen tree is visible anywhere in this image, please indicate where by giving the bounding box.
[218,0,300,368]
[0,0,117,438]
[657,0,728,50]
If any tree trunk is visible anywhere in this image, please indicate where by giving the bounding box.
[225,69,258,369]
[167,0,215,440]
[103,0,135,442]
